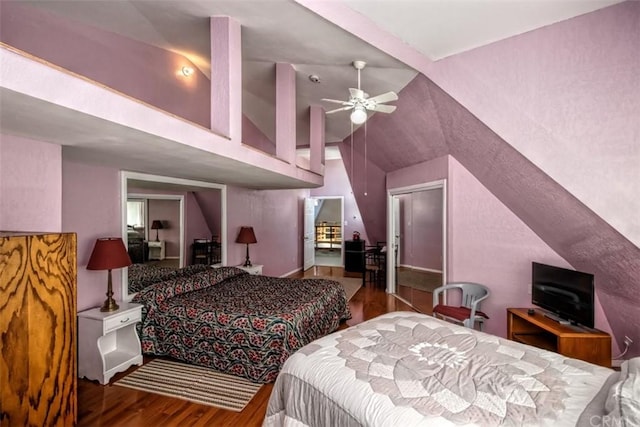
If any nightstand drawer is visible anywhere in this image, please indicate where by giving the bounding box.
[104,309,141,333]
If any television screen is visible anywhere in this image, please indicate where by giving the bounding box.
[531,262,594,328]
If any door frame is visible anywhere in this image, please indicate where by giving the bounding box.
[310,196,345,266]
[386,179,447,294]
[303,198,316,271]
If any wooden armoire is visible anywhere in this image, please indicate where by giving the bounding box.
[0,233,77,426]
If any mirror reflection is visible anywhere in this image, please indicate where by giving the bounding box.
[122,174,225,300]
[392,185,445,314]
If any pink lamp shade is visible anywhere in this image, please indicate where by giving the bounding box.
[87,237,132,270]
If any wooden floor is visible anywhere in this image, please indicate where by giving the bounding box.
[77,266,416,427]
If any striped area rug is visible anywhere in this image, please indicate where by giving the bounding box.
[114,359,261,412]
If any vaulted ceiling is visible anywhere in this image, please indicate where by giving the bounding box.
[1,0,637,356]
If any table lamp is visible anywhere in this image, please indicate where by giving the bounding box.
[87,237,132,312]
[236,226,257,267]
[151,220,163,241]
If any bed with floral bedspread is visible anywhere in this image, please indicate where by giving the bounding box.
[132,266,351,383]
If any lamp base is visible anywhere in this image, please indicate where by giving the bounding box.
[243,243,252,267]
[100,297,119,312]
[100,269,119,312]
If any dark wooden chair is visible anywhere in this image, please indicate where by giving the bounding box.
[192,236,221,265]
[364,246,385,287]
[192,239,210,265]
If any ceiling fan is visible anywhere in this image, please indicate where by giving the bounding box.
[322,61,398,125]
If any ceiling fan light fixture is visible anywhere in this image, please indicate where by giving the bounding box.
[350,105,367,125]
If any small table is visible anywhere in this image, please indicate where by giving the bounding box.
[147,240,165,260]
[78,302,143,384]
[236,264,263,275]
[507,308,611,367]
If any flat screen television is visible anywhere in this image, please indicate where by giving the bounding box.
[531,262,595,328]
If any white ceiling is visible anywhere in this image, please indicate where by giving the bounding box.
[2,0,622,187]
[344,0,622,60]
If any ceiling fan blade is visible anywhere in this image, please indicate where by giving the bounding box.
[349,88,364,100]
[368,91,398,104]
[372,104,397,114]
[322,98,351,105]
[326,106,353,114]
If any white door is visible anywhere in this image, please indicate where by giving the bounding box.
[303,198,315,271]
[391,196,401,291]
[393,196,401,267]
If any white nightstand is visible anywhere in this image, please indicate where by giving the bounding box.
[78,302,143,385]
[237,264,263,275]
[147,240,165,260]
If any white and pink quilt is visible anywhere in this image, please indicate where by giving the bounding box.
[264,312,620,426]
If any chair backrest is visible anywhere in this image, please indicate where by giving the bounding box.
[433,282,490,309]
[456,282,490,309]
[365,247,380,269]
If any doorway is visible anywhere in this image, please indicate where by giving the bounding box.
[387,180,446,313]
[313,197,344,267]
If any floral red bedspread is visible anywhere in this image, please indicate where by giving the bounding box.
[132,267,351,383]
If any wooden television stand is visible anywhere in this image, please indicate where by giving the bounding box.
[507,308,611,367]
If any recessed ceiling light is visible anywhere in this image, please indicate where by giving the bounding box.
[308,74,321,83]
[181,66,194,77]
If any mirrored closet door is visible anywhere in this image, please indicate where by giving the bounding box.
[389,182,446,314]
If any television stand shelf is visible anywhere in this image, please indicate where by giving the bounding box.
[507,308,611,367]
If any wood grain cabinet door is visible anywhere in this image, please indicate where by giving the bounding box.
[1,233,77,426]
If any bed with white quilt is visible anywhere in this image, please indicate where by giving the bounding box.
[264,311,639,427]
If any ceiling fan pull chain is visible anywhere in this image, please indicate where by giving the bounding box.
[350,120,354,191]
[364,120,368,196]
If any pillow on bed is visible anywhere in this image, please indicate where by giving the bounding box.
[133,266,248,308]
[174,264,211,277]
[605,357,640,426]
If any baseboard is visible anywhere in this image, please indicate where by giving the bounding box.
[281,267,302,278]
[398,264,443,274]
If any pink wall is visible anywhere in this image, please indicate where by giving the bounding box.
[0,134,62,232]
[433,1,640,249]
[148,199,180,258]
[192,189,222,239]
[226,186,308,276]
[61,158,121,312]
[311,159,369,245]
[447,157,616,350]
[0,2,211,128]
[338,140,387,244]
[242,116,276,155]
[387,155,448,190]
